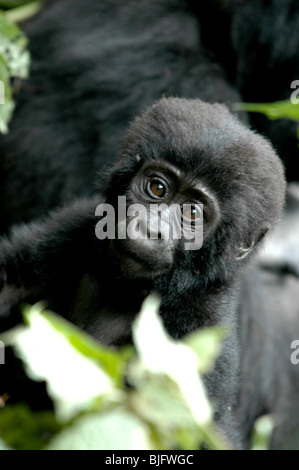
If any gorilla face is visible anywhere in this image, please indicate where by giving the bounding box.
[108,159,219,279]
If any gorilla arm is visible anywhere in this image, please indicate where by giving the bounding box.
[0,197,100,331]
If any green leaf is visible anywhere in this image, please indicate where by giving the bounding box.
[234,100,299,121]
[0,437,11,450]
[129,374,202,449]
[0,404,61,450]
[131,295,230,450]
[184,326,226,374]
[23,304,133,387]
[0,54,13,132]
[4,2,44,25]
[0,1,34,8]
[0,20,30,78]
[46,408,152,450]
[0,10,30,132]
[251,415,274,450]
[132,295,212,425]
[1,298,229,450]
[0,12,21,39]
[131,374,198,429]
[10,304,116,422]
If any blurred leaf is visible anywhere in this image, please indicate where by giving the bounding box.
[234,100,299,121]
[0,54,13,132]
[132,374,198,429]
[4,2,44,24]
[29,305,134,387]
[10,304,116,422]
[251,415,274,450]
[184,326,226,374]
[0,438,11,450]
[46,408,152,451]
[0,404,61,450]
[1,298,228,450]
[0,1,34,8]
[129,374,201,449]
[0,10,30,132]
[0,14,30,77]
[133,295,212,425]
[0,12,21,38]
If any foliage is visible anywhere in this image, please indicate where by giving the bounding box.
[250,415,274,451]
[0,1,43,134]
[0,10,28,132]
[234,100,299,122]
[235,99,299,143]
[0,297,231,450]
[0,1,36,8]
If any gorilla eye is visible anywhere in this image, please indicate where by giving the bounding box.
[147,179,167,198]
[182,204,202,222]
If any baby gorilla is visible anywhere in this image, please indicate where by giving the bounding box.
[0,98,285,448]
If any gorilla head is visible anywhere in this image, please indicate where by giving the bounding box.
[101,98,285,289]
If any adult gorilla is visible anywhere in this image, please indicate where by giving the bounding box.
[196,0,299,180]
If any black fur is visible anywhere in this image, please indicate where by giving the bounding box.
[195,0,299,180]
[236,261,299,449]
[0,0,298,449]
[0,98,286,448]
[0,0,245,233]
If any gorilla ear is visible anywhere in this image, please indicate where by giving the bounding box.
[256,224,271,244]
[236,224,271,260]
[236,240,255,260]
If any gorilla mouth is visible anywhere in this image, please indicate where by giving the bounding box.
[110,239,171,277]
